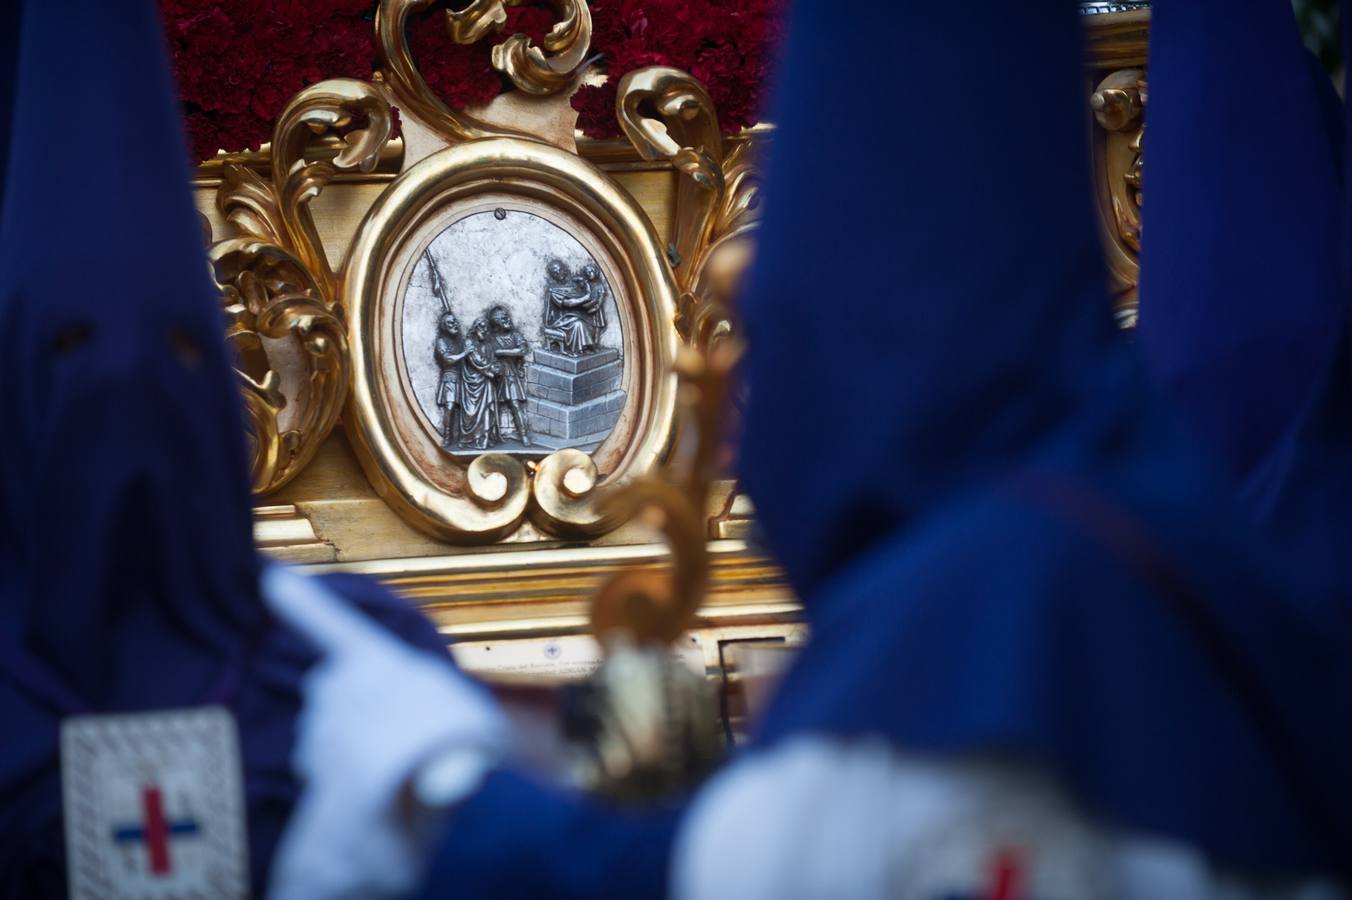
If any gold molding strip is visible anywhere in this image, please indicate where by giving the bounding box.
[710,492,757,541]
[253,504,336,563]
[301,539,796,641]
[193,136,406,186]
[192,129,773,186]
[1082,9,1149,69]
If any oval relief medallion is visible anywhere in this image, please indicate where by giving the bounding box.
[344,138,679,543]
[399,207,627,457]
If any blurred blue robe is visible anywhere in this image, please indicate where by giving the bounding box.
[0,2,452,895]
[413,1,1352,895]
[1138,0,1352,664]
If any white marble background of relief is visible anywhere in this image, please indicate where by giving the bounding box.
[401,209,622,429]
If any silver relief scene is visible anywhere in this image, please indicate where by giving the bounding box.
[401,209,626,455]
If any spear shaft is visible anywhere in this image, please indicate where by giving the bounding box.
[424,249,451,312]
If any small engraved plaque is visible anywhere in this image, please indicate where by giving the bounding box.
[452,633,705,680]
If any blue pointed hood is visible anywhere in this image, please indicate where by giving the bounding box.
[0,0,260,711]
[740,0,1352,878]
[740,1,1157,600]
[0,3,454,892]
[1137,0,1345,479]
[1138,0,1352,643]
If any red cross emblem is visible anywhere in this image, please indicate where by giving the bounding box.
[944,848,1029,900]
[110,785,200,875]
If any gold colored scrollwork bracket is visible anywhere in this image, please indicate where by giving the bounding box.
[212,80,393,494]
[616,67,762,349]
[376,0,592,145]
[576,340,740,801]
[586,66,764,645]
[1090,68,1146,329]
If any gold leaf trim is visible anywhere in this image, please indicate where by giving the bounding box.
[446,0,508,44]
[590,342,742,646]
[1090,68,1145,328]
[489,0,593,96]
[438,0,593,97]
[212,79,389,493]
[211,239,352,495]
[616,67,762,347]
[530,448,611,537]
[377,0,563,144]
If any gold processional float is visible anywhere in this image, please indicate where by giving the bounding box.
[192,0,1152,795]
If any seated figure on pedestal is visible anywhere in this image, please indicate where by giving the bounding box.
[542,258,607,357]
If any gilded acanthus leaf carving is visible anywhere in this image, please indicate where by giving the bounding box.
[489,0,593,96]
[445,0,508,44]
[442,0,593,96]
[376,0,591,143]
[1090,68,1146,327]
[616,67,762,349]
[216,167,287,249]
[212,79,388,493]
[238,79,394,298]
[211,238,351,495]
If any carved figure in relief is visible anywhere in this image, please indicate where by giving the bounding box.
[454,317,501,450]
[488,305,533,446]
[413,246,624,456]
[433,312,472,449]
[541,258,607,356]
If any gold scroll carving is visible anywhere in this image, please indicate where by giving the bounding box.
[212,80,393,494]
[1090,68,1146,328]
[202,1,770,564]
[1082,6,1149,329]
[617,67,762,348]
[375,0,591,144]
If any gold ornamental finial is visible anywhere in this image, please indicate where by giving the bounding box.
[376,0,593,144]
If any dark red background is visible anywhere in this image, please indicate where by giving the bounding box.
[160,0,783,161]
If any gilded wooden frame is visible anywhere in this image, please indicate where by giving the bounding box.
[343,137,680,543]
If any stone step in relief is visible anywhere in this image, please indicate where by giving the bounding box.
[526,347,627,448]
[529,349,623,405]
[528,390,627,447]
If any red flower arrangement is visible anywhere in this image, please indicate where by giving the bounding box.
[572,0,782,139]
[160,0,783,163]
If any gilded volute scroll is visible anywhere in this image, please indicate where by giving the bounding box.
[617,68,762,348]
[1090,68,1146,327]
[210,80,393,494]
[376,0,592,145]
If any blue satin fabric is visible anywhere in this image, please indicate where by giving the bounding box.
[1137,2,1352,619]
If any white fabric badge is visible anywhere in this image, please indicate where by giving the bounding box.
[61,706,250,899]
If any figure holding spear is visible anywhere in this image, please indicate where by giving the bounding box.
[425,250,471,449]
